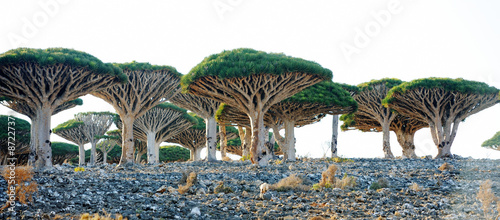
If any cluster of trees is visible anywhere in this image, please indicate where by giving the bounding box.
[1,48,499,168]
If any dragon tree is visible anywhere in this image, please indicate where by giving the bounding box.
[92,62,181,166]
[219,125,239,158]
[96,135,119,164]
[350,78,403,158]
[168,115,207,161]
[384,78,500,158]
[75,112,115,166]
[170,93,221,161]
[53,119,89,166]
[0,115,30,165]
[1,96,83,165]
[133,103,195,164]
[182,48,332,166]
[340,113,427,158]
[0,48,126,168]
[268,80,357,161]
[51,142,79,164]
[482,131,500,151]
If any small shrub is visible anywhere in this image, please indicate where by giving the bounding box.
[178,172,197,194]
[477,179,499,220]
[274,159,283,165]
[337,174,357,190]
[438,162,453,171]
[313,165,356,190]
[271,174,309,192]
[1,166,38,210]
[214,181,233,194]
[331,157,354,163]
[319,165,337,187]
[369,178,389,191]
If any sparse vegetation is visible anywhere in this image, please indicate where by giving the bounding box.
[80,213,125,220]
[312,164,357,190]
[1,166,38,210]
[369,178,390,191]
[438,162,454,171]
[178,171,197,194]
[477,179,499,220]
[214,181,233,194]
[409,182,423,191]
[271,174,309,192]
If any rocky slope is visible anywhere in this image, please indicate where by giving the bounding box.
[0,157,499,219]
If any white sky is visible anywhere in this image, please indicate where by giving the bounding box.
[1,0,499,159]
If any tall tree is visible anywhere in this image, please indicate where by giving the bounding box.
[0,115,30,165]
[384,78,500,158]
[482,131,500,151]
[170,93,221,161]
[133,103,194,164]
[181,48,332,166]
[168,115,207,161]
[96,135,119,164]
[0,48,126,168]
[92,61,181,166]
[53,119,89,166]
[75,112,115,166]
[351,78,403,159]
[268,81,357,161]
[1,96,83,165]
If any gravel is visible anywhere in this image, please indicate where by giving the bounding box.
[0,156,499,219]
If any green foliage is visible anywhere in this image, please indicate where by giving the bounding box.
[482,131,500,150]
[339,113,356,131]
[155,102,187,113]
[227,137,242,146]
[65,98,83,106]
[330,157,354,163]
[384,78,500,106]
[106,129,121,136]
[338,83,360,94]
[51,142,79,156]
[189,113,206,130]
[75,111,116,117]
[0,47,126,83]
[113,61,182,77]
[357,78,403,92]
[281,80,357,109]
[52,119,84,133]
[95,135,120,140]
[0,115,30,144]
[181,48,332,90]
[159,145,190,162]
[369,178,390,190]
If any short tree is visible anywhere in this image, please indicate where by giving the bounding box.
[384,78,499,158]
[168,115,207,161]
[170,93,221,161]
[75,112,115,166]
[482,131,500,151]
[53,119,89,166]
[92,61,181,166]
[0,48,126,168]
[96,135,119,164]
[182,48,332,166]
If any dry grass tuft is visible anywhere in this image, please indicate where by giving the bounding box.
[80,213,125,220]
[409,182,423,191]
[178,172,197,194]
[438,162,453,171]
[0,165,38,210]
[319,164,337,188]
[271,174,309,192]
[477,179,499,220]
[336,174,357,190]
[312,164,356,190]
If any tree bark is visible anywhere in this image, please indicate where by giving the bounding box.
[396,130,417,159]
[146,131,158,164]
[89,140,97,166]
[220,125,227,158]
[120,115,135,165]
[28,117,38,166]
[381,119,394,159]
[34,106,53,168]
[243,127,251,158]
[206,116,217,162]
[135,150,145,163]
[103,151,108,164]
[284,119,296,161]
[192,146,202,161]
[331,115,338,158]
[78,144,85,166]
[249,111,268,166]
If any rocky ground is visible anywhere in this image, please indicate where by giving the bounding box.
[0,156,499,220]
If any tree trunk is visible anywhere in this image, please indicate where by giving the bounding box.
[119,115,135,166]
[381,120,394,159]
[35,106,53,168]
[220,125,227,158]
[146,131,158,164]
[154,142,161,164]
[135,150,144,164]
[194,146,202,161]
[396,130,417,159]
[249,111,268,166]
[205,116,217,162]
[28,116,38,166]
[103,151,108,164]
[90,140,97,166]
[78,144,85,166]
[435,120,459,158]
[331,115,339,158]
[243,127,251,158]
[284,119,296,162]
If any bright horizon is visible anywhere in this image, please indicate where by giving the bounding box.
[1,0,499,160]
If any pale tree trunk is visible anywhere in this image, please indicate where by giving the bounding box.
[35,106,53,168]
[237,126,248,157]
[193,147,202,161]
[205,116,217,162]
[103,151,108,164]
[396,130,417,159]
[435,119,459,158]
[90,140,97,166]
[381,119,394,159]
[220,125,227,158]
[189,148,195,161]
[269,131,276,158]
[154,142,161,164]
[249,111,269,166]
[331,115,339,158]
[120,115,135,165]
[28,117,38,166]
[243,127,251,157]
[271,124,285,157]
[78,144,85,166]
[284,119,296,162]
[135,150,145,163]
[146,131,158,164]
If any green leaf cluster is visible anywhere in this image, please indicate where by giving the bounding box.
[0,115,31,144]
[52,119,84,133]
[482,131,500,149]
[51,142,79,156]
[65,98,83,106]
[339,113,356,131]
[281,81,357,108]
[113,61,182,77]
[189,113,206,130]
[182,48,332,89]
[159,145,190,162]
[155,102,187,113]
[0,47,126,83]
[357,78,403,92]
